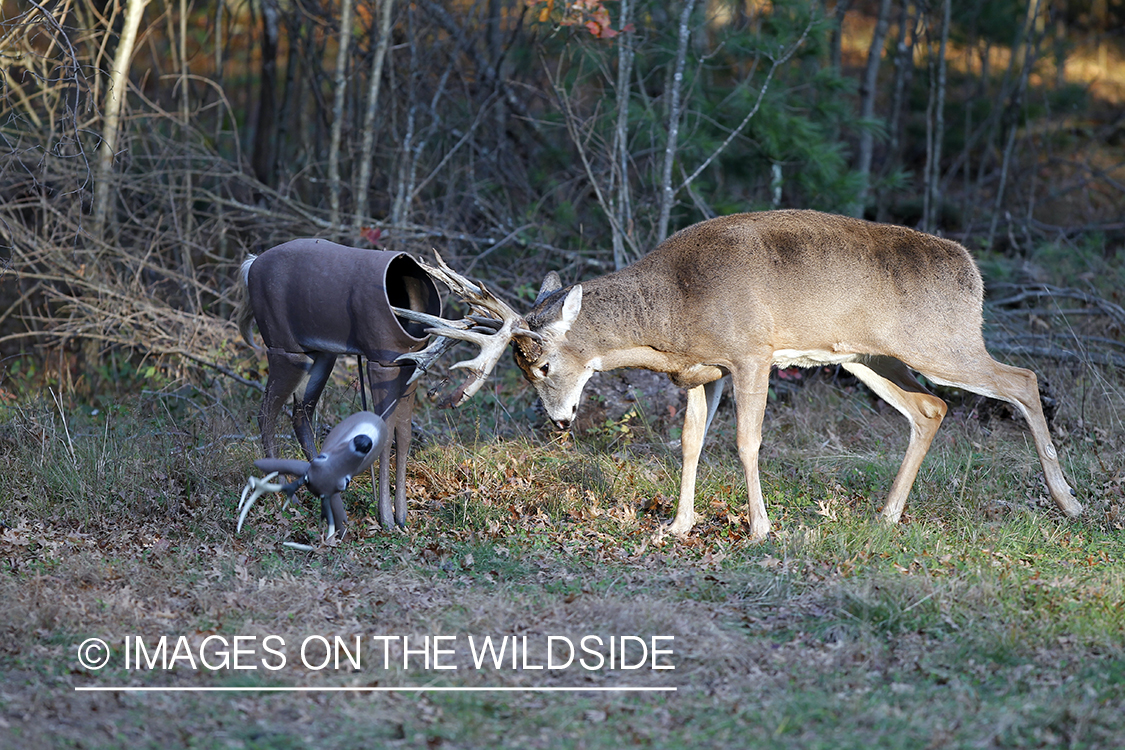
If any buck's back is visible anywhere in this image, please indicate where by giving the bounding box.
[608,210,986,362]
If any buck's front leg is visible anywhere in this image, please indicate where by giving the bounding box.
[732,363,772,541]
[669,385,709,536]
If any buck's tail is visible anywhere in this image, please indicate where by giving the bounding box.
[234,255,258,347]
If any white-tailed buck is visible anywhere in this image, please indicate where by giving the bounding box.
[236,239,443,530]
[399,210,1081,539]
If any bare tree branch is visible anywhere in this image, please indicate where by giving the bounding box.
[674,16,813,200]
[548,60,642,262]
[988,283,1125,330]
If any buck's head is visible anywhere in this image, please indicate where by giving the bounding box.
[392,255,594,428]
[512,273,591,430]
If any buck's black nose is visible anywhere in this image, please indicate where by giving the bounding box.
[554,418,572,430]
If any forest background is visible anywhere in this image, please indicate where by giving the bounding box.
[1,0,1123,383]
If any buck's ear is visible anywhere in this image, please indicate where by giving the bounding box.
[561,284,582,325]
[535,272,562,304]
[538,284,583,339]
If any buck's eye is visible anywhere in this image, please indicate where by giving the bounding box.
[538,363,550,378]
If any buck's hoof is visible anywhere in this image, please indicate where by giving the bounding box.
[877,508,904,525]
[665,521,693,538]
[1058,500,1083,518]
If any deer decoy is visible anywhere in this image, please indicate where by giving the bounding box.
[238,411,388,544]
[395,211,1082,540]
[236,239,443,529]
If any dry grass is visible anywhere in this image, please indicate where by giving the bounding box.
[1,348,1124,747]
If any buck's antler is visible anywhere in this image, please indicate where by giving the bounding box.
[393,252,540,407]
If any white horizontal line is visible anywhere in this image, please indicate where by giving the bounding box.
[74,686,676,693]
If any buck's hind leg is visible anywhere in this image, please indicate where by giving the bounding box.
[261,350,312,458]
[842,356,948,524]
[731,362,773,541]
[921,356,1080,517]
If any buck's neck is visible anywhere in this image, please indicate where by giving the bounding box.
[570,265,707,379]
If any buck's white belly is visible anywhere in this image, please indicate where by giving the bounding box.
[772,349,861,369]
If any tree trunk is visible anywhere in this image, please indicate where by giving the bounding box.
[328,0,356,235]
[610,0,635,269]
[987,0,1042,248]
[251,0,280,187]
[92,0,150,242]
[656,0,697,245]
[851,0,892,218]
[880,0,914,221]
[922,0,949,233]
[390,4,418,230]
[828,0,853,72]
[353,0,395,231]
[178,0,199,311]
